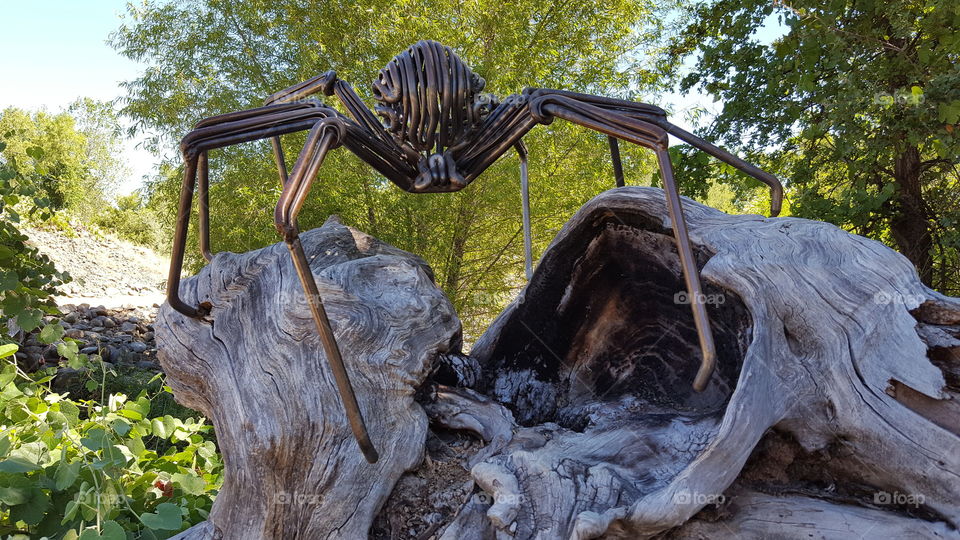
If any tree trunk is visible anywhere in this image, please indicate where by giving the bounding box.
[158,188,960,539]
[891,145,934,285]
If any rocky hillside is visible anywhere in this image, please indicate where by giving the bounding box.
[25,224,168,305]
[16,225,170,376]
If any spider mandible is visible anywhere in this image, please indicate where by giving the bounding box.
[166,40,783,464]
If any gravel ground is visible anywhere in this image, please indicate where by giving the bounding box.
[15,303,161,381]
[15,225,167,374]
[24,225,168,299]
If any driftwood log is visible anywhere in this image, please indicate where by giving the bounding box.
[157,188,960,539]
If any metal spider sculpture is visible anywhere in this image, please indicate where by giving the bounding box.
[167,40,783,463]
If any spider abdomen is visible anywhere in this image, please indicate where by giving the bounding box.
[373,40,487,156]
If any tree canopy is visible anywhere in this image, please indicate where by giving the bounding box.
[0,99,127,221]
[672,0,960,292]
[110,0,676,338]
[109,0,960,333]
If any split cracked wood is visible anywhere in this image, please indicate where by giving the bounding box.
[158,188,960,539]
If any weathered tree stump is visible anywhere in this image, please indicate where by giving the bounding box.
[157,188,960,539]
[157,217,462,539]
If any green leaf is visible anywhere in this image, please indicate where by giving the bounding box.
[127,395,151,417]
[939,101,960,124]
[172,472,206,495]
[0,270,17,291]
[57,340,79,358]
[117,407,143,421]
[0,457,41,473]
[140,501,183,530]
[151,417,170,439]
[55,460,81,490]
[93,444,128,469]
[62,499,79,524]
[9,486,50,525]
[78,521,126,540]
[59,399,80,425]
[0,343,17,358]
[0,363,16,387]
[111,418,132,437]
[25,145,45,160]
[16,309,43,332]
[81,428,110,451]
[106,521,127,540]
[0,475,32,505]
[39,323,65,344]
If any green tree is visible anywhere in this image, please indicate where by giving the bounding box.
[671,0,960,292]
[0,100,127,221]
[93,192,165,249]
[67,97,131,200]
[110,0,671,338]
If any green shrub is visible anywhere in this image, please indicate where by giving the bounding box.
[93,193,165,250]
[0,344,222,539]
[0,141,68,336]
[1,138,220,538]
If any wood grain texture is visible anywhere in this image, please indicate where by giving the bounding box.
[663,491,957,539]
[158,189,960,539]
[157,217,461,539]
[463,187,960,539]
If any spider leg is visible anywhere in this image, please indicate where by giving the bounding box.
[169,101,338,318]
[527,89,783,216]
[515,142,533,280]
[608,136,626,187]
[529,94,718,391]
[265,72,412,187]
[663,124,783,216]
[171,103,380,463]
[273,117,379,464]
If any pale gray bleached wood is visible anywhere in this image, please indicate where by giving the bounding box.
[159,188,960,540]
[460,186,960,539]
[157,217,461,539]
[664,491,957,539]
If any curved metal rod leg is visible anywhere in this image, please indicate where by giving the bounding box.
[166,103,344,320]
[166,152,205,318]
[270,136,289,186]
[515,142,533,281]
[655,147,717,391]
[275,120,379,464]
[608,136,625,187]
[197,151,214,262]
[536,98,718,390]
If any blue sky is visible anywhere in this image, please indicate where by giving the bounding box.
[0,2,786,196]
[0,0,157,194]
